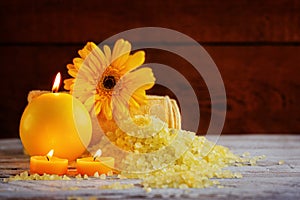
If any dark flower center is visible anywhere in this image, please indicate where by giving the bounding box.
[103,75,116,89]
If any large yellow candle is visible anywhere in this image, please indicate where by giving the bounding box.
[20,73,92,161]
[30,149,68,175]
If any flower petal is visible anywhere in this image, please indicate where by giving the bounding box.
[63,78,74,90]
[111,39,131,68]
[84,95,96,113]
[111,53,129,71]
[67,64,78,78]
[112,95,130,120]
[78,42,98,59]
[94,100,102,116]
[120,51,145,74]
[68,68,78,78]
[122,67,155,91]
[132,89,147,104]
[73,58,84,69]
[129,96,140,109]
[103,99,113,120]
[67,63,76,70]
[90,45,108,72]
[103,45,111,63]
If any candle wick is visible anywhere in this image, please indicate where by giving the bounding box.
[46,156,49,161]
[93,156,97,161]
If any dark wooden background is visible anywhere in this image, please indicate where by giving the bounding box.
[0,0,299,138]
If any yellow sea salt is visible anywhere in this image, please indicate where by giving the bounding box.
[94,172,99,178]
[99,174,107,180]
[83,174,89,180]
[242,152,250,157]
[63,175,71,180]
[117,174,127,179]
[100,182,135,190]
[75,174,82,180]
[278,160,284,165]
[88,115,266,189]
[4,171,71,182]
[107,171,113,176]
[144,187,152,193]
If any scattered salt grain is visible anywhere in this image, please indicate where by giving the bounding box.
[278,160,285,165]
[4,171,71,182]
[99,174,107,180]
[94,172,99,178]
[83,174,89,180]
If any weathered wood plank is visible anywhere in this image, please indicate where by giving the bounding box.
[146,45,300,134]
[0,0,299,43]
[1,45,299,138]
[0,135,299,199]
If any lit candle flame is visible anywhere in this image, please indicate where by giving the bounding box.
[46,149,54,161]
[93,149,102,161]
[52,72,61,93]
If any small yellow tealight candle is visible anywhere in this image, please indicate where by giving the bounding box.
[76,149,115,176]
[30,149,68,175]
[20,72,92,161]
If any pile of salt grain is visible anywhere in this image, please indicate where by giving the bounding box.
[90,115,266,189]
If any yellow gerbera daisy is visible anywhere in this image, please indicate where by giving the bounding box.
[64,39,155,121]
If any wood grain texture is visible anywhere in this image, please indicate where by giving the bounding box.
[0,0,299,43]
[1,45,299,137]
[146,46,300,134]
[0,0,299,138]
[0,136,300,199]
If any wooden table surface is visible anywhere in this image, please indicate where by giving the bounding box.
[0,135,299,199]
